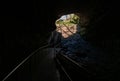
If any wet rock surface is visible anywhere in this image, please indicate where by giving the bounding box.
[60,33,104,75]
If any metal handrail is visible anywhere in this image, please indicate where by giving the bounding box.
[53,46,73,81]
[2,29,62,81]
[55,58,73,81]
[2,43,50,81]
[57,53,96,76]
[61,54,86,68]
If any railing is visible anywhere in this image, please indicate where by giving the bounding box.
[2,30,61,81]
[54,48,96,81]
[2,30,97,81]
[2,43,50,81]
[2,30,57,81]
[53,43,73,81]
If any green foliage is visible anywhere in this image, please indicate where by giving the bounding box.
[56,14,80,26]
[56,19,63,24]
[70,14,79,24]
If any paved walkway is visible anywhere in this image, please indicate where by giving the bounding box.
[30,48,60,81]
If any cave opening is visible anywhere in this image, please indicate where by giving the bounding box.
[55,13,80,38]
[54,13,93,62]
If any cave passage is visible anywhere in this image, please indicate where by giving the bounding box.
[1,0,120,81]
[54,13,98,63]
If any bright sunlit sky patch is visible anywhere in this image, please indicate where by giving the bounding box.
[60,15,67,20]
[60,14,71,20]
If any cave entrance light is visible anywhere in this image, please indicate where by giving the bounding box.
[55,13,80,38]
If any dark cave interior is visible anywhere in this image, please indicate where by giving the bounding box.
[0,0,120,80]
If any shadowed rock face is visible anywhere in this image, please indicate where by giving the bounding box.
[0,0,120,80]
